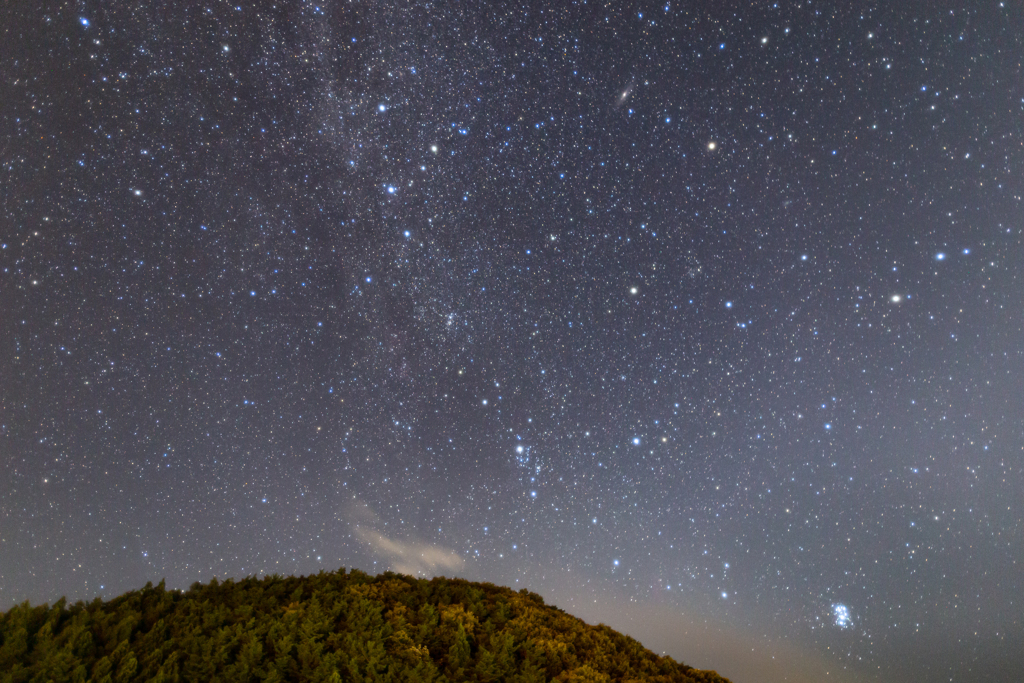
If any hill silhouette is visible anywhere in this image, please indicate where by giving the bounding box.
[0,568,732,683]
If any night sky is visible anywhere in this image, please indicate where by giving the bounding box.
[2,2,1023,681]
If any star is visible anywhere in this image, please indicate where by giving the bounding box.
[6,4,1017,680]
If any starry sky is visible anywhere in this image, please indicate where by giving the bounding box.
[2,2,1023,681]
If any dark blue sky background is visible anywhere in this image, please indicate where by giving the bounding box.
[2,2,1022,681]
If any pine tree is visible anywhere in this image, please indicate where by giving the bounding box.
[0,570,731,683]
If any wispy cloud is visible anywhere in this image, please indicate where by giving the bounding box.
[350,500,465,576]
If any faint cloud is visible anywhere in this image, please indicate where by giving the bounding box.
[350,500,464,576]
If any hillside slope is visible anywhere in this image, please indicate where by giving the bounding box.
[0,569,732,683]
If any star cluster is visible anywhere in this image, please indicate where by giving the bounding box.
[2,3,1022,682]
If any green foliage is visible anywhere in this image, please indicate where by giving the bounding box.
[0,570,732,683]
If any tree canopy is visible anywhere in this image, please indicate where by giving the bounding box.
[0,569,732,683]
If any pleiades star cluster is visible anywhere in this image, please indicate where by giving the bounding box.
[2,2,1022,681]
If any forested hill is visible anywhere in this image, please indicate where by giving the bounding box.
[0,569,732,683]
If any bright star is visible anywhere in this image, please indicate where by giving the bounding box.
[707,141,717,151]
